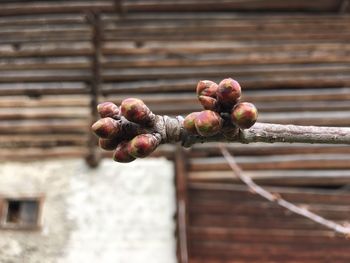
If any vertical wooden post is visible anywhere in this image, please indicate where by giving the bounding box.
[85,12,102,168]
[339,0,349,13]
[114,0,125,14]
[175,146,189,263]
[0,198,3,224]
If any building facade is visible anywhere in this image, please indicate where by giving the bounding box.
[0,158,177,263]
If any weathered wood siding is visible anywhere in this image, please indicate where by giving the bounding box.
[0,1,349,160]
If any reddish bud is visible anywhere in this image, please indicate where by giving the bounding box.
[198,95,217,111]
[195,110,223,137]
[97,102,120,119]
[120,98,153,125]
[217,78,241,109]
[127,134,160,158]
[99,138,121,151]
[184,112,200,134]
[196,80,218,98]
[231,102,258,129]
[91,117,122,139]
[113,141,136,163]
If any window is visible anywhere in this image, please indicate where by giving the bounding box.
[0,197,43,230]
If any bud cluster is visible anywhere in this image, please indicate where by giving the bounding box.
[184,78,258,137]
[92,99,161,163]
[92,78,259,163]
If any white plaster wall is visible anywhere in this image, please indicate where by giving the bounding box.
[0,158,177,263]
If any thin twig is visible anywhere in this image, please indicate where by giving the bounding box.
[219,144,350,238]
[182,122,350,146]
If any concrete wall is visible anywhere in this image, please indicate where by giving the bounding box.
[0,158,177,263]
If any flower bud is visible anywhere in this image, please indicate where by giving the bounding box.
[91,117,122,139]
[120,98,154,125]
[231,102,258,129]
[216,78,241,109]
[184,112,200,134]
[113,141,136,163]
[195,110,223,137]
[198,95,217,111]
[196,80,218,98]
[127,134,160,158]
[97,102,120,119]
[99,138,121,151]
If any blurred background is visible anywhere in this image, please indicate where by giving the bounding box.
[0,0,350,262]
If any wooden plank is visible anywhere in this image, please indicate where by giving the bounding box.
[0,95,90,108]
[0,13,87,26]
[101,63,350,81]
[104,22,350,35]
[188,226,347,244]
[0,119,88,134]
[0,69,90,82]
[189,154,350,171]
[104,31,350,42]
[102,41,350,56]
[0,24,90,36]
[188,182,350,204]
[0,82,89,96]
[102,51,350,68]
[0,34,91,44]
[105,24,347,34]
[121,0,341,12]
[103,13,350,22]
[189,213,342,230]
[0,107,89,120]
[189,242,350,261]
[190,143,350,156]
[0,42,92,58]
[188,170,350,186]
[0,1,114,16]
[0,13,87,23]
[0,57,90,70]
[188,200,350,220]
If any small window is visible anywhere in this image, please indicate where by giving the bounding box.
[0,198,43,230]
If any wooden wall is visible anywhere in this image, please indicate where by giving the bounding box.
[186,182,350,262]
[0,1,350,262]
[0,0,350,159]
[0,2,99,160]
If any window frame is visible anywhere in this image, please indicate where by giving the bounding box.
[0,195,44,231]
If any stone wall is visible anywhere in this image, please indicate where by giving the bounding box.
[0,158,177,263]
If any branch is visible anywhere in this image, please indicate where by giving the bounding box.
[181,121,350,146]
[92,99,350,163]
[219,144,350,237]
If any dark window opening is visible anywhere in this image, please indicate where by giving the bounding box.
[2,199,41,229]
[6,201,21,224]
